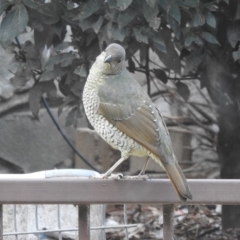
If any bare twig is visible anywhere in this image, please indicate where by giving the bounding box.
[189,102,216,124]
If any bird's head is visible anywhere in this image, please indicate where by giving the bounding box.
[96,43,126,75]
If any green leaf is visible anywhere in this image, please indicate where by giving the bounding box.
[10,41,41,86]
[28,9,59,25]
[117,5,138,29]
[55,42,72,51]
[141,27,166,53]
[65,106,80,127]
[23,40,41,68]
[153,69,168,83]
[227,23,240,48]
[167,16,181,39]
[133,28,148,44]
[176,81,190,101]
[10,63,31,87]
[157,0,181,24]
[52,20,65,39]
[177,0,199,7]
[92,16,103,34]
[117,0,132,11]
[41,65,70,81]
[67,0,75,10]
[29,83,42,119]
[185,33,203,47]
[202,31,220,45]
[205,11,216,28]
[191,8,205,27]
[78,0,102,20]
[23,0,60,23]
[45,53,77,71]
[107,22,127,41]
[233,47,240,61]
[142,0,159,28]
[79,64,87,77]
[0,3,28,45]
[0,0,11,16]
[73,64,87,77]
[192,35,203,45]
[29,81,57,119]
[107,0,118,9]
[79,15,98,31]
[145,0,157,8]
[58,96,75,116]
[184,34,193,47]
[203,3,217,11]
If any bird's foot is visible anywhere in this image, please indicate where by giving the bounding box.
[90,173,123,180]
[123,175,149,180]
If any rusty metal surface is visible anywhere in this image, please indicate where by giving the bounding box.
[0,178,239,204]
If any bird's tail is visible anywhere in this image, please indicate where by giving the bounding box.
[163,162,192,201]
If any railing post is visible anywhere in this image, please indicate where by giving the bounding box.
[78,204,90,240]
[163,204,174,240]
[0,204,2,240]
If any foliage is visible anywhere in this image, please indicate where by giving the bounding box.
[0,0,238,127]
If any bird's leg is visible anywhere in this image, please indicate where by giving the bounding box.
[139,157,150,175]
[102,155,129,178]
[123,158,150,180]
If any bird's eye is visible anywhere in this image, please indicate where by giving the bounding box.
[117,60,121,63]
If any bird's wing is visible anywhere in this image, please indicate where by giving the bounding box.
[97,77,192,201]
[97,81,162,158]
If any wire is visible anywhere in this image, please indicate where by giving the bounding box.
[41,96,100,172]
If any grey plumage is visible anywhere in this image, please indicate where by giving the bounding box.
[83,43,192,201]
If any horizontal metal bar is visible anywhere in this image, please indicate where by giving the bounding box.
[3,224,139,237]
[91,224,138,230]
[0,178,239,204]
[3,229,78,236]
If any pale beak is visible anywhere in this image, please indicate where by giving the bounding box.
[104,55,112,63]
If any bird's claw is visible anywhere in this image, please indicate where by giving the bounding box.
[90,173,123,180]
[90,173,149,180]
[104,173,124,179]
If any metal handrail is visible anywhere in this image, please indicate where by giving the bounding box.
[0,170,240,240]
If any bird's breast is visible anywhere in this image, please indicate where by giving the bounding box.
[83,77,147,155]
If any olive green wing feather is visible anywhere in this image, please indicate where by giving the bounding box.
[97,79,162,158]
[97,78,192,201]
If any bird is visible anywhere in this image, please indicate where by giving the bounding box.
[82,43,192,201]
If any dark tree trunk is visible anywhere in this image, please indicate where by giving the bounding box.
[218,75,240,231]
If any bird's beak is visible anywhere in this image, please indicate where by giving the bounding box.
[104,55,112,63]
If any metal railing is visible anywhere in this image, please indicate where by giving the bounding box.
[0,169,240,239]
